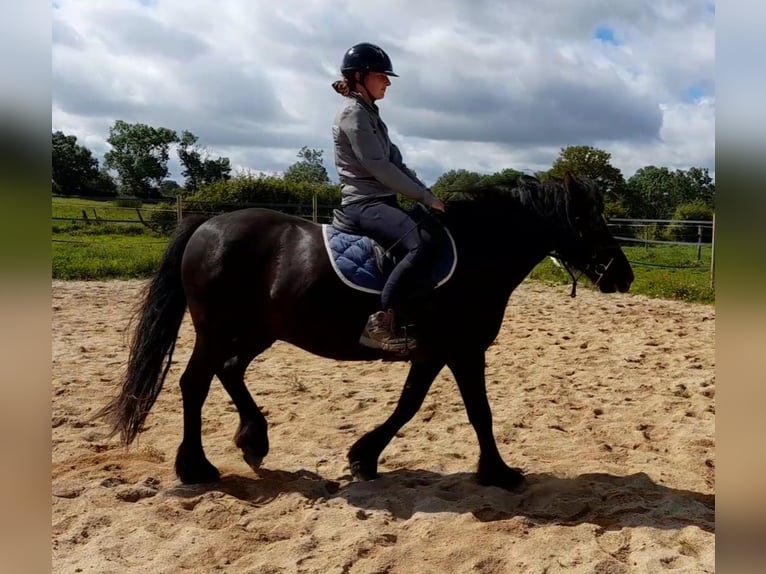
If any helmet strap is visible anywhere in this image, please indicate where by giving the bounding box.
[358,70,376,103]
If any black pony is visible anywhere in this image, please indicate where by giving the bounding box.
[98,172,633,491]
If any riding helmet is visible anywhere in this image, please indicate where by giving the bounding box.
[341,43,399,77]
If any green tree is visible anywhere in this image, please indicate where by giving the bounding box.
[104,120,179,198]
[51,131,116,196]
[283,146,329,184]
[624,166,675,218]
[158,179,182,197]
[546,145,626,209]
[431,168,483,195]
[676,166,715,209]
[482,167,525,186]
[626,166,715,219]
[177,130,232,192]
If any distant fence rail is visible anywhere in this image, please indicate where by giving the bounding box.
[52,194,339,225]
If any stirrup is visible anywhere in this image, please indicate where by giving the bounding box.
[359,312,417,354]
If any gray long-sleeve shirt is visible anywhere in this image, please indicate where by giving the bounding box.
[332,93,438,207]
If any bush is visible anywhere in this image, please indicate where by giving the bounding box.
[112,197,143,208]
[147,202,178,233]
[184,173,342,222]
[668,201,714,242]
[641,223,662,242]
[189,174,340,205]
[604,200,628,219]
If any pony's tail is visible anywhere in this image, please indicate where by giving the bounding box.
[96,214,209,445]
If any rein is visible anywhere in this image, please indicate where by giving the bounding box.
[383,209,436,258]
[550,252,615,298]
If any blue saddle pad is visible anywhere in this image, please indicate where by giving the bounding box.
[322,224,457,294]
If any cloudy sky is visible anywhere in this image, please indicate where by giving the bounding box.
[51,0,715,186]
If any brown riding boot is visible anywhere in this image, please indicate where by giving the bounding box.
[359,310,417,354]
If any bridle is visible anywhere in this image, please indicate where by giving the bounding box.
[547,208,618,297]
[550,250,616,298]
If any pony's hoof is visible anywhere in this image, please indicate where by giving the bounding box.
[175,443,221,484]
[243,449,264,472]
[349,460,380,482]
[176,459,221,485]
[477,465,526,491]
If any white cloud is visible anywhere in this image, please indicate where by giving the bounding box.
[601,98,716,177]
[51,0,715,185]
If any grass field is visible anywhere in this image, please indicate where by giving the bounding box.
[52,234,170,280]
[51,197,715,304]
[52,196,171,233]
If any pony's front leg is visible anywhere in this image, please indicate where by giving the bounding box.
[348,359,445,481]
[448,352,526,491]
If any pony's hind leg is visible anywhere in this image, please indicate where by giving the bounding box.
[216,342,274,474]
[175,339,220,484]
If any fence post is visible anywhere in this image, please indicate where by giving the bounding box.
[312,193,317,223]
[176,194,182,224]
[696,225,703,262]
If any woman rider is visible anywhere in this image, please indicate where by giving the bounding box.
[331,42,446,355]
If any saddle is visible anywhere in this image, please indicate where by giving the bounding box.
[331,208,397,275]
[322,205,457,295]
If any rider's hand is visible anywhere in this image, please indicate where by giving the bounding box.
[430,198,446,213]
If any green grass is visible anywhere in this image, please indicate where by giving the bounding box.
[53,233,170,280]
[52,196,172,233]
[51,197,180,280]
[52,197,175,279]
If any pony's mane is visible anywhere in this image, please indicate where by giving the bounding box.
[442,173,604,232]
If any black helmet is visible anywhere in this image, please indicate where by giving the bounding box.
[341,43,399,77]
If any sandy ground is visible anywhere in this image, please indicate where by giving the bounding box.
[52,279,715,574]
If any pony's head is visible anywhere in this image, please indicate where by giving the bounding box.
[441,171,634,295]
[551,172,634,294]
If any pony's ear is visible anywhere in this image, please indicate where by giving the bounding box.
[563,171,584,201]
[563,171,577,190]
